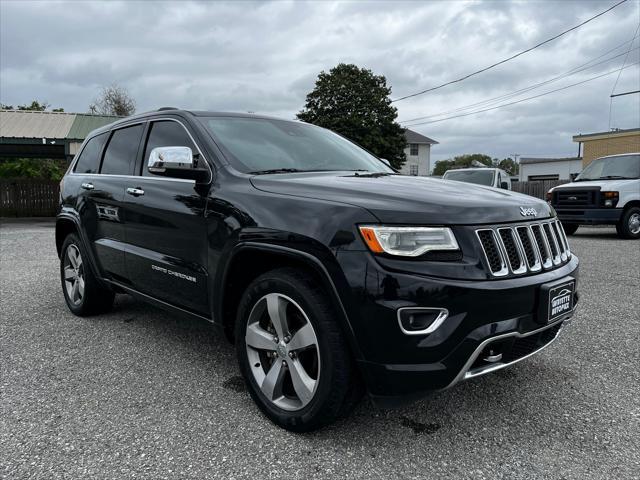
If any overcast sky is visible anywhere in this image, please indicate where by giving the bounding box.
[1,0,639,164]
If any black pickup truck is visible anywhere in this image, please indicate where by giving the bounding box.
[57,109,579,431]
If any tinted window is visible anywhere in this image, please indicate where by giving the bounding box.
[142,121,196,176]
[73,133,107,174]
[200,117,392,174]
[101,124,144,175]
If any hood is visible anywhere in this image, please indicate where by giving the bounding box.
[250,172,552,225]
[551,179,637,190]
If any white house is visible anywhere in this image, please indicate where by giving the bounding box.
[518,157,583,182]
[399,129,438,176]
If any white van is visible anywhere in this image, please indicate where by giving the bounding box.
[443,168,512,190]
[548,153,640,239]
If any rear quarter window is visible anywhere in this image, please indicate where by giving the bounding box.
[101,124,144,175]
[73,133,107,174]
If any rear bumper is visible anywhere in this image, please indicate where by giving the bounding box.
[555,208,623,225]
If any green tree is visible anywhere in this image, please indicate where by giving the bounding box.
[297,63,406,169]
[18,100,49,111]
[497,157,519,176]
[1,100,64,112]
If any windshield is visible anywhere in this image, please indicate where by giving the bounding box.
[200,116,393,174]
[443,169,495,186]
[575,154,640,181]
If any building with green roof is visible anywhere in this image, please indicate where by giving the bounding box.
[0,110,119,161]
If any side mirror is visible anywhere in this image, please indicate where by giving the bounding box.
[379,158,391,168]
[500,181,509,190]
[148,146,209,182]
[570,173,578,182]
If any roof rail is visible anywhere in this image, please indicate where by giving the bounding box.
[157,107,178,111]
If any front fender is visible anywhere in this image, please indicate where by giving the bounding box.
[214,239,364,361]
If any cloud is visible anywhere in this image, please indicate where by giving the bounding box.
[1,0,638,161]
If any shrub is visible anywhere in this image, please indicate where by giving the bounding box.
[0,158,67,181]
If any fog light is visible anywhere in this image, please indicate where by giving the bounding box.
[397,308,449,335]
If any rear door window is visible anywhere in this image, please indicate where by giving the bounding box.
[73,133,107,174]
[101,124,144,175]
[142,120,197,176]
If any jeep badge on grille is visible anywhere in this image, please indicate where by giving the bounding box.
[520,207,538,217]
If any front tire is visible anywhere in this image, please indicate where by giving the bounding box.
[60,233,115,316]
[616,207,640,239]
[562,223,579,235]
[235,268,360,432]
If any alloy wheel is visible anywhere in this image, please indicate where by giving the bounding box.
[245,293,320,411]
[63,244,85,306]
[629,213,640,235]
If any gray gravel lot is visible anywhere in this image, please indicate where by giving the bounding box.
[1,220,639,479]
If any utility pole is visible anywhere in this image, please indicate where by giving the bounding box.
[510,153,520,163]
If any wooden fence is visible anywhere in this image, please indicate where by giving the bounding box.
[0,179,60,217]
[512,180,570,199]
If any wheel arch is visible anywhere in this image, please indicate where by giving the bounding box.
[55,213,106,286]
[55,215,80,258]
[620,199,640,211]
[216,242,363,360]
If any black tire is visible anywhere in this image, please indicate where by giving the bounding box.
[562,223,579,235]
[60,233,115,316]
[616,207,640,239]
[235,267,361,432]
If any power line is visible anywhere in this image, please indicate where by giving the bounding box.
[608,22,640,130]
[610,23,639,96]
[391,0,629,103]
[611,89,640,97]
[403,62,639,127]
[400,42,639,124]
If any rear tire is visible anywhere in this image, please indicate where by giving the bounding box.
[616,207,640,239]
[562,223,579,235]
[235,267,361,432]
[60,233,115,316]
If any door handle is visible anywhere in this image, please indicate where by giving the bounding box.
[81,182,94,190]
[126,187,145,197]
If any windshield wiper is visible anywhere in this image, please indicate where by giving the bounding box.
[596,175,636,180]
[249,168,305,175]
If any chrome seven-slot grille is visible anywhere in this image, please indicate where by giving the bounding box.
[476,219,571,277]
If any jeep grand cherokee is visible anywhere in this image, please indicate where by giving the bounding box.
[57,109,579,431]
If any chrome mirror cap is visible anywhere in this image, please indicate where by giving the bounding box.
[148,146,193,173]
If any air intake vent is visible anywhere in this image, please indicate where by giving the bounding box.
[476,230,507,276]
[531,224,552,268]
[498,228,525,274]
[476,219,571,278]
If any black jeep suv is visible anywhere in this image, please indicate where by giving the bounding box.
[57,109,579,431]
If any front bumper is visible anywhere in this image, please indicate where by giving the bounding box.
[555,207,623,225]
[336,251,579,406]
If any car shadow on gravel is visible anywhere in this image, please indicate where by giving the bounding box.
[99,293,582,443]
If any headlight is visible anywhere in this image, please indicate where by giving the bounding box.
[358,225,459,257]
[601,191,619,207]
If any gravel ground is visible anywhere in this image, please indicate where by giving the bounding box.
[1,220,639,480]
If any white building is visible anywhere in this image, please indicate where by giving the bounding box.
[518,157,583,182]
[399,129,438,176]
